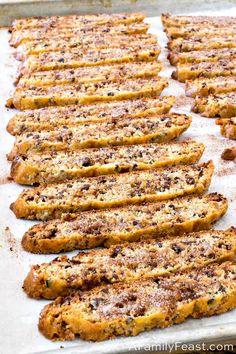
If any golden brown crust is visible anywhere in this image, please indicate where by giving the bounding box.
[7,96,175,135]
[38,261,236,341]
[17,61,162,88]
[168,36,236,53]
[192,93,236,118]
[161,13,236,28]
[11,161,214,221]
[165,25,236,40]
[10,22,149,47]
[12,13,145,31]
[185,77,236,98]
[10,140,204,185]
[172,60,236,83]
[8,113,190,160]
[168,48,236,66]
[23,228,236,299]
[11,76,168,110]
[21,192,227,253]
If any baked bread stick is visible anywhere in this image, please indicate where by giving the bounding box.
[11,12,145,31]
[11,161,214,220]
[192,93,236,118]
[8,76,168,110]
[17,61,162,88]
[10,22,149,47]
[165,25,236,40]
[216,118,236,140]
[168,36,236,53]
[24,227,236,299]
[38,261,236,341]
[185,77,236,98]
[7,96,175,135]
[11,140,204,185]
[162,13,236,28]
[16,34,158,60]
[172,59,236,82]
[21,192,227,253]
[168,48,236,66]
[8,113,191,160]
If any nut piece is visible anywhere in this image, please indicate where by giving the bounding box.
[221,147,236,161]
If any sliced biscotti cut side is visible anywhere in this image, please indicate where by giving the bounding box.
[11,161,214,221]
[17,61,162,88]
[24,227,236,299]
[7,96,175,136]
[10,22,149,47]
[8,113,189,160]
[11,140,204,185]
[161,13,236,28]
[168,48,236,66]
[192,93,236,118]
[185,77,236,98]
[9,77,168,110]
[216,118,236,140]
[16,34,158,60]
[172,60,236,82]
[11,13,145,31]
[168,36,236,53]
[21,192,227,253]
[165,25,236,40]
[38,261,236,341]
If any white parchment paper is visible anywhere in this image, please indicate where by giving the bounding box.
[0,9,236,354]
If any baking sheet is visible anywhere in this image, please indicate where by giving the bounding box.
[0,9,236,354]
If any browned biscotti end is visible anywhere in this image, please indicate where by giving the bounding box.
[168,51,179,66]
[23,264,47,299]
[39,299,76,341]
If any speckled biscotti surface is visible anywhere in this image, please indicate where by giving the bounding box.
[216,118,236,140]
[7,96,175,135]
[17,61,162,88]
[161,13,236,28]
[172,60,236,82]
[21,192,227,253]
[9,76,168,110]
[11,161,214,221]
[168,36,236,53]
[38,261,236,341]
[11,13,145,31]
[165,25,236,40]
[11,140,204,185]
[16,34,157,60]
[185,77,236,98]
[168,48,236,66]
[192,93,236,118]
[8,113,189,160]
[10,22,149,47]
[24,228,236,299]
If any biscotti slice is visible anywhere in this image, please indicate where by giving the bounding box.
[17,61,162,88]
[185,77,236,98]
[38,261,236,341]
[9,77,168,110]
[7,96,175,135]
[168,36,236,53]
[24,228,236,299]
[16,34,157,60]
[161,13,236,28]
[10,22,149,47]
[192,93,236,118]
[11,161,214,220]
[11,140,204,185]
[172,60,236,82]
[165,25,236,40]
[8,113,191,160]
[216,118,236,140]
[168,48,236,66]
[11,13,145,31]
[21,192,227,253]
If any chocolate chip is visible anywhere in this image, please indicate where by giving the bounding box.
[172,244,182,254]
[107,92,115,96]
[186,177,195,184]
[81,157,92,167]
[58,58,64,63]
